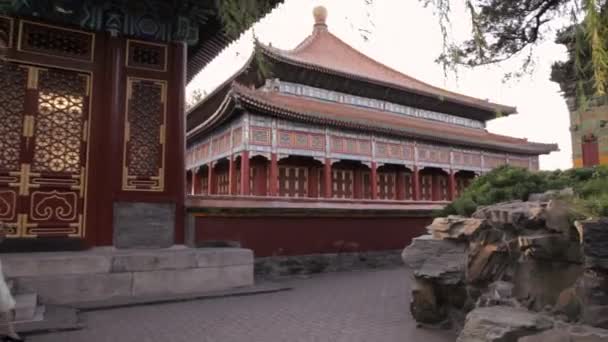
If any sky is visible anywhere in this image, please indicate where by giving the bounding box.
[186,0,572,171]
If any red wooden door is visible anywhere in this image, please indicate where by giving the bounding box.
[0,62,91,238]
[582,136,600,167]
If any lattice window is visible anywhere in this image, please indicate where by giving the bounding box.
[421,175,433,201]
[362,171,372,199]
[216,171,229,195]
[278,166,308,198]
[404,173,413,200]
[437,174,449,201]
[200,173,209,195]
[0,16,13,49]
[123,78,166,191]
[0,62,26,172]
[33,69,88,174]
[332,169,353,199]
[378,172,396,200]
[19,21,93,61]
[127,40,167,71]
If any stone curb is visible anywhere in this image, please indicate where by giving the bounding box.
[71,284,293,311]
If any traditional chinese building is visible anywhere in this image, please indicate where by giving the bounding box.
[0,0,281,252]
[185,7,558,257]
[567,98,608,167]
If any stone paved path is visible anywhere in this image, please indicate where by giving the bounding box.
[29,268,455,342]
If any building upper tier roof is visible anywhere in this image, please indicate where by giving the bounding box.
[187,83,557,156]
[256,6,516,119]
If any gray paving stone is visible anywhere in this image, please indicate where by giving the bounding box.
[28,268,455,342]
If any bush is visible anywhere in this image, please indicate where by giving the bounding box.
[438,165,608,218]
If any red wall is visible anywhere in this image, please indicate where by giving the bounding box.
[193,215,430,257]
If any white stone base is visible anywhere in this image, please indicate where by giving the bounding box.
[2,246,254,305]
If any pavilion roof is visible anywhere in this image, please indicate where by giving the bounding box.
[187,83,557,156]
[255,6,516,120]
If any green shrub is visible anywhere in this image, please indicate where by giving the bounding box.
[439,165,608,219]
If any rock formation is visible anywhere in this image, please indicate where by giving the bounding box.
[402,195,608,341]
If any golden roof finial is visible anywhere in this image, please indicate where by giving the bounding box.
[313,6,328,27]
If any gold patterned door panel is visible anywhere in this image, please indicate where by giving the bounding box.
[0,62,28,236]
[0,60,90,238]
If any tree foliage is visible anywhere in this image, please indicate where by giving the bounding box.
[424,0,608,101]
[440,165,608,218]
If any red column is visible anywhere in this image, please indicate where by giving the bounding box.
[353,168,362,199]
[370,162,378,200]
[240,151,250,195]
[413,166,421,201]
[269,153,278,196]
[207,162,215,195]
[228,155,237,195]
[449,170,457,200]
[324,158,332,198]
[396,171,405,200]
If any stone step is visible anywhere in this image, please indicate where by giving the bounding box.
[14,293,38,322]
[4,247,254,305]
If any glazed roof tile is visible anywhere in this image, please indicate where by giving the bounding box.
[229,84,556,155]
[258,22,516,116]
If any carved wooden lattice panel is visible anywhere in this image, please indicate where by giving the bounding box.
[0,16,13,50]
[0,62,91,238]
[0,62,27,235]
[25,68,90,237]
[123,78,167,191]
[19,21,94,61]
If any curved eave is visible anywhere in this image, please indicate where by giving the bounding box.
[187,91,240,142]
[257,43,516,119]
[234,89,555,156]
[187,84,556,155]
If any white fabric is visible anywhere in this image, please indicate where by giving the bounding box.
[0,260,15,312]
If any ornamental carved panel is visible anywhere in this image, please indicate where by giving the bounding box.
[330,136,371,156]
[0,62,27,235]
[19,21,94,61]
[33,69,88,174]
[212,132,230,156]
[232,127,243,147]
[453,151,482,168]
[0,16,13,50]
[509,156,530,169]
[417,146,450,164]
[123,78,167,192]
[250,126,270,145]
[0,63,26,172]
[126,40,167,71]
[484,155,507,169]
[277,130,325,151]
[26,68,90,237]
[376,142,405,159]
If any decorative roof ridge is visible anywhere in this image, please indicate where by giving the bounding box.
[186,52,256,117]
[254,6,517,117]
[255,38,516,116]
[230,85,557,154]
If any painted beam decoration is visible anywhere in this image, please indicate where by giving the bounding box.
[186,112,540,173]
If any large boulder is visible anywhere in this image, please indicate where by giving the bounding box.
[427,216,487,240]
[402,235,465,270]
[581,218,608,271]
[457,306,554,342]
[519,323,608,342]
[402,235,468,324]
[472,201,548,232]
[528,188,574,203]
